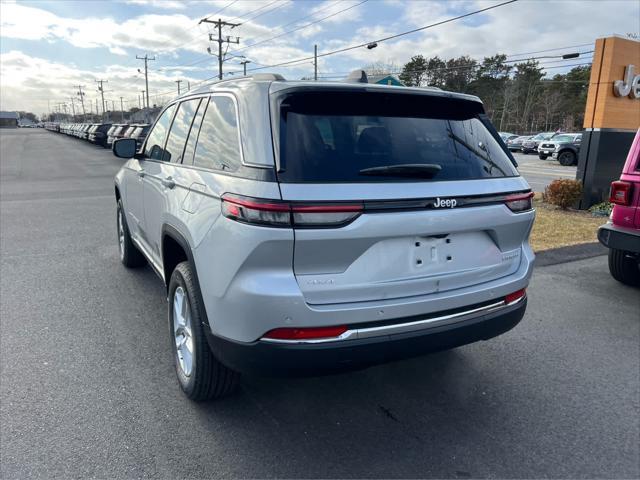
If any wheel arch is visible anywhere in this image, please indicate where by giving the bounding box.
[161,225,210,326]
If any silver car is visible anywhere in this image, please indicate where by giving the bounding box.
[113,74,535,400]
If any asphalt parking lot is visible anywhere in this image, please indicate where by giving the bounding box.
[1,128,638,479]
[512,151,577,193]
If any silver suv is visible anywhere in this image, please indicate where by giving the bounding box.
[113,74,535,400]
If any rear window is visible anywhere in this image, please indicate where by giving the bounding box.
[277,92,518,183]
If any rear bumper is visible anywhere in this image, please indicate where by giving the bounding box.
[206,297,527,376]
[598,222,640,253]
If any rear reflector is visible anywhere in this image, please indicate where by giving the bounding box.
[263,325,349,340]
[221,194,362,228]
[504,192,534,212]
[505,288,526,304]
[609,181,633,206]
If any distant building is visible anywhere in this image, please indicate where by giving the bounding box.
[367,74,404,86]
[0,111,19,128]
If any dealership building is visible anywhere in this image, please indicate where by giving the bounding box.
[578,35,640,207]
[0,111,19,128]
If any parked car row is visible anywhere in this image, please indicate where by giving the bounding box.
[46,122,151,150]
[501,131,582,166]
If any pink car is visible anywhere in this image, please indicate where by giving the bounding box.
[598,129,640,286]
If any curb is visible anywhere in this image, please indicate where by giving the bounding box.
[535,242,607,267]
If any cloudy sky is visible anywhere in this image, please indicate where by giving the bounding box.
[1,0,638,115]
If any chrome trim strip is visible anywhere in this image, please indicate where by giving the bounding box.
[261,294,525,344]
[132,236,165,282]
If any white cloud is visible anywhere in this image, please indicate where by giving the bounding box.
[124,0,186,9]
[0,50,202,114]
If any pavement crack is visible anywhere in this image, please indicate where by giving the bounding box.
[378,405,399,422]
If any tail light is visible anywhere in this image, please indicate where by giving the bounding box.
[505,288,526,304]
[263,325,348,341]
[609,181,633,206]
[221,194,362,228]
[504,192,534,212]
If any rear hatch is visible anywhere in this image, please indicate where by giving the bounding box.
[273,89,533,305]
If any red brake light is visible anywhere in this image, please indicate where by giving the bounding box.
[505,192,534,212]
[263,325,349,340]
[221,194,362,228]
[609,181,633,206]
[505,288,526,304]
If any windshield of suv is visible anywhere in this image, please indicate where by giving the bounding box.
[552,135,575,142]
[277,91,517,183]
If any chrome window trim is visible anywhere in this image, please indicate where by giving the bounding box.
[260,294,526,344]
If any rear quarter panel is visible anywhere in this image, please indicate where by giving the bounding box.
[612,129,640,229]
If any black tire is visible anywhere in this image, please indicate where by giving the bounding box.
[168,262,239,401]
[117,199,146,268]
[608,248,640,287]
[558,150,576,166]
[538,153,548,160]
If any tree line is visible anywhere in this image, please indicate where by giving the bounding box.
[371,54,591,134]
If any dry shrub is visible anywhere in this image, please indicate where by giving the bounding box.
[544,179,583,209]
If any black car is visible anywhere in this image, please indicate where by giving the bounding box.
[89,123,113,147]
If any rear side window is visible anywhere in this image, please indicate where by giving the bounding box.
[144,104,177,160]
[192,96,242,172]
[162,99,201,163]
[277,92,518,183]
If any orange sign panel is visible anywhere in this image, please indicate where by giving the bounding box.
[584,36,640,130]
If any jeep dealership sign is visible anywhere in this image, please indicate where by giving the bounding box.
[613,64,640,99]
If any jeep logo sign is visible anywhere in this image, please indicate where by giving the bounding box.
[613,64,640,99]
[434,198,457,208]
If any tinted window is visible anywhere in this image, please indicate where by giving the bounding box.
[182,99,207,166]
[144,104,177,160]
[277,92,518,183]
[192,96,242,172]
[162,99,201,163]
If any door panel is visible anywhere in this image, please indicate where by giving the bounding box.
[122,159,145,241]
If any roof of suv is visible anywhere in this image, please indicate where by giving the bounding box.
[184,74,483,104]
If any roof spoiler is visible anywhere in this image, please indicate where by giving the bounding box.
[346,69,368,83]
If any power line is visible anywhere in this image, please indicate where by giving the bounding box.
[200,18,242,79]
[136,54,156,109]
[225,0,520,76]
[229,0,369,55]
[157,0,355,72]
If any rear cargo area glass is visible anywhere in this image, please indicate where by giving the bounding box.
[277,91,518,183]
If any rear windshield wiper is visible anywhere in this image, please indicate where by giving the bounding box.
[359,164,442,179]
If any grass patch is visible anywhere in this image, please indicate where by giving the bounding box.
[530,195,604,252]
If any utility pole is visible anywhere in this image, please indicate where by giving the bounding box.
[240,60,251,76]
[138,94,141,109]
[95,98,99,116]
[141,90,146,109]
[95,80,108,118]
[175,79,182,95]
[120,97,125,122]
[76,85,86,120]
[69,97,76,118]
[200,18,240,80]
[314,44,318,81]
[187,81,191,91]
[136,54,155,110]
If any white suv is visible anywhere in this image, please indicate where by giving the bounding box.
[113,74,535,400]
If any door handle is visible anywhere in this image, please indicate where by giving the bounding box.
[138,170,145,178]
[161,176,176,189]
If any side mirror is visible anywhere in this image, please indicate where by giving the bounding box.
[113,137,137,159]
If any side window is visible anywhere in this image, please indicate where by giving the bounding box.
[143,104,177,160]
[192,96,242,172]
[162,99,202,163]
[182,98,208,166]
